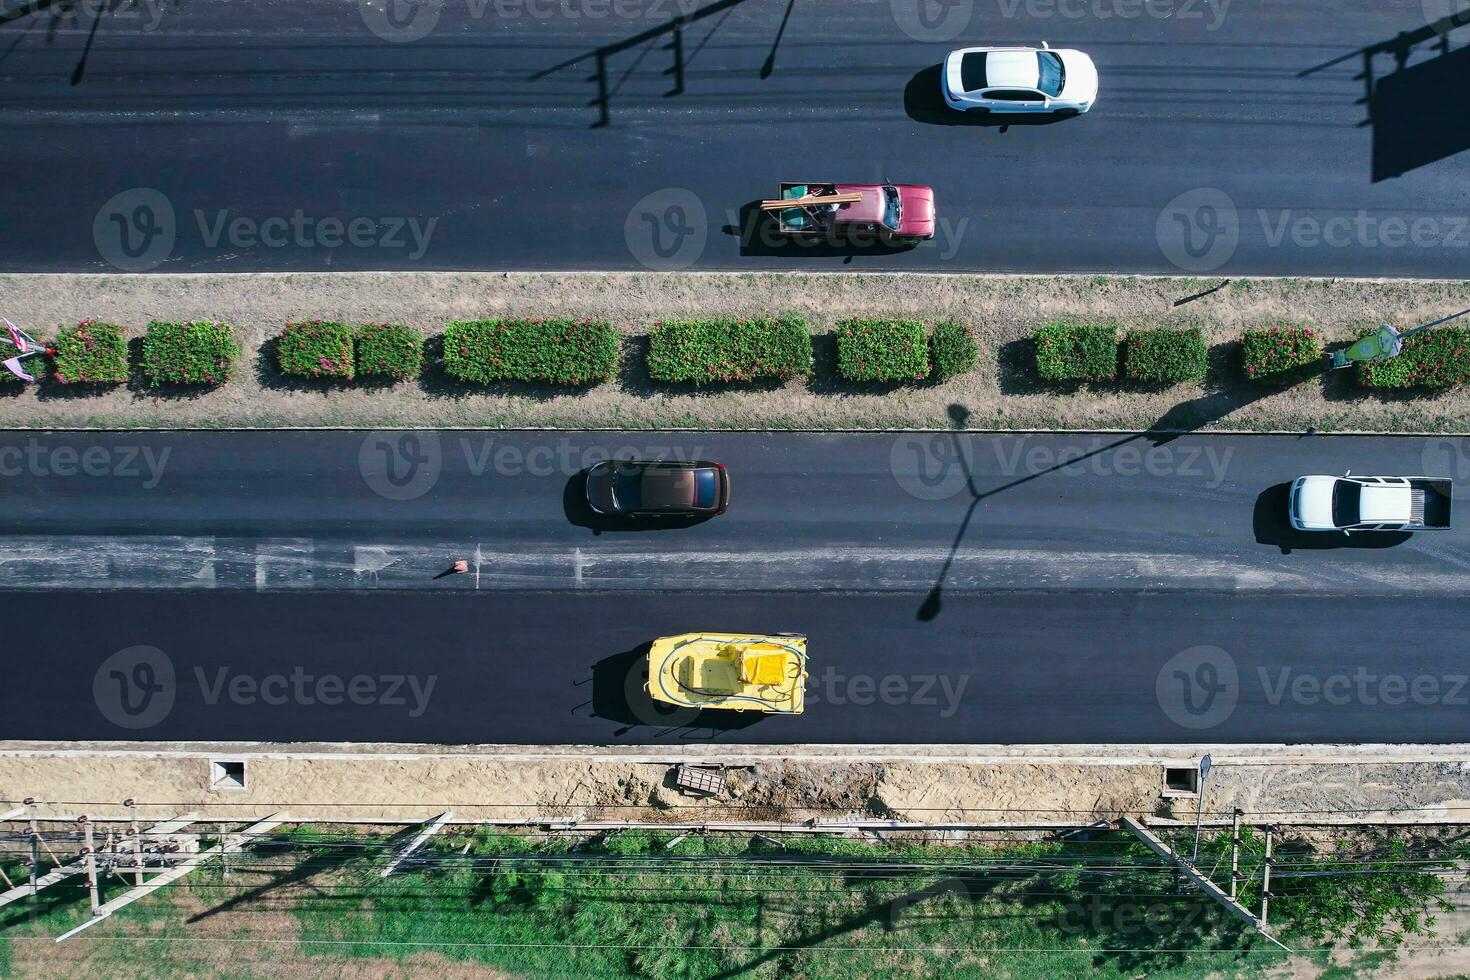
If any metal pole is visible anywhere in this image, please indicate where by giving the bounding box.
[126,799,143,886]
[27,831,38,896]
[1228,807,1242,899]
[80,818,99,915]
[219,824,230,879]
[1400,305,1470,339]
[1191,754,1212,863]
[26,797,39,897]
[1260,825,1275,926]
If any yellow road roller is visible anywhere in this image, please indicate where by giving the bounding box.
[646,632,808,714]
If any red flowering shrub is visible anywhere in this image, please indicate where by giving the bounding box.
[836,319,929,382]
[1240,326,1321,382]
[142,322,241,386]
[442,319,618,385]
[1358,326,1470,389]
[276,320,356,380]
[646,316,812,384]
[53,320,128,384]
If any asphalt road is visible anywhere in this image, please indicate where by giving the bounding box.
[3,429,1469,744]
[14,590,1470,744]
[2,1,1469,276]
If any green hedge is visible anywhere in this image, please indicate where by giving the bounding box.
[443,318,618,385]
[647,316,812,383]
[929,321,978,379]
[1035,322,1119,381]
[1358,326,1470,389]
[276,320,356,380]
[1240,325,1321,382]
[142,321,241,387]
[836,319,929,382]
[53,320,128,384]
[355,323,423,381]
[1123,327,1207,382]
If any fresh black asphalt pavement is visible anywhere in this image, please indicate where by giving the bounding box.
[3,1,1470,276]
[2,429,1468,744]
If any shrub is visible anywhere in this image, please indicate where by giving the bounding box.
[1123,327,1207,383]
[356,323,424,381]
[142,321,241,386]
[929,321,978,379]
[836,319,929,382]
[1358,326,1470,389]
[1240,325,1322,382]
[52,320,128,384]
[647,316,813,383]
[276,321,355,380]
[443,318,618,385]
[1035,322,1119,381]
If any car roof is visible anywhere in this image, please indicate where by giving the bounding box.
[639,467,698,508]
[1359,485,1410,524]
[983,49,1041,90]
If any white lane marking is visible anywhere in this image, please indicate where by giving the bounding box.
[1,538,1466,595]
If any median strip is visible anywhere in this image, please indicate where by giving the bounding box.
[3,271,1470,432]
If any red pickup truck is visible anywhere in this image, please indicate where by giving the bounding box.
[768,181,936,244]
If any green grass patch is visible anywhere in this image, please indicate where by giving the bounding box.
[929,320,978,380]
[1240,325,1322,383]
[646,315,813,383]
[1035,322,1119,382]
[443,318,619,385]
[355,323,424,381]
[1357,325,1470,389]
[1123,327,1207,383]
[141,321,241,387]
[276,321,356,380]
[52,320,128,384]
[835,318,929,382]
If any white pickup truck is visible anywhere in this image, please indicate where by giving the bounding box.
[1289,472,1453,533]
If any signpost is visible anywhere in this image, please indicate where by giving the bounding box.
[0,318,50,382]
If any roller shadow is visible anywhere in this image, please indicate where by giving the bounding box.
[590,644,765,738]
[1252,483,1412,554]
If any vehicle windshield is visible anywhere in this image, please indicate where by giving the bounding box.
[1037,51,1065,97]
[1331,480,1361,527]
[882,186,901,231]
[610,468,642,509]
[694,469,718,509]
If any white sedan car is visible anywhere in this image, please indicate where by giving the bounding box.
[941,43,1098,115]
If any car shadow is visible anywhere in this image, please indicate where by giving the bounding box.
[1252,483,1412,554]
[562,472,715,535]
[589,644,766,738]
[902,65,1077,127]
[722,201,919,260]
